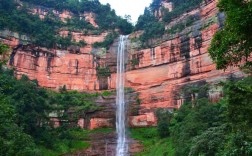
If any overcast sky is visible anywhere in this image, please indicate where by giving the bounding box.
[99,0,152,24]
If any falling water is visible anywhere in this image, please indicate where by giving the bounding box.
[116,35,128,156]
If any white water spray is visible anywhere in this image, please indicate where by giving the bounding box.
[116,35,128,156]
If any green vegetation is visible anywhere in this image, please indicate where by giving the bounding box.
[38,127,114,155]
[135,8,165,45]
[130,128,175,156]
[21,0,133,34]
[132,1,252,155]
[96,66,111,78]
[156,109,172,138]
[56,33,87,50]
[0,43,8,56]
[101,90,114,97]
[135,0,203,45]
[36,129,91,156]
[93,32,119,50]
[0,0,85,48]
[0,0,132,49]
[0,59,102,155]
[0,0,59,48]
[167,15,200,34]
[0,43,9,65]
[1,0,252,155]
[124,87,135,93]
[209,0,252,70]
[150,0,163,12]
[0,43,116,155]
[133,77,252,156]
[162,0,203,23]
[130,58,140,68]
[171,98,226,156]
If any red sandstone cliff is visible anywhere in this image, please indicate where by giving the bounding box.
[1,0,245,129]
[106,0,245,127]
[0,2,115,129]
[0,3,110,91]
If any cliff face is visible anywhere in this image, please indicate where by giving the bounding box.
[3,0,245,129]
[4,30,108,91]
[0,1,117,130]
[107,0,244,127]
[1,2,110,91]
[11,45,97,90]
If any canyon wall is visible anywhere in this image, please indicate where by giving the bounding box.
[11,46,97,91]
[2,32,107,91]
[0,7,108,91]
[0,3,115,129]
[2,0,245,129]
[107,0,244,127]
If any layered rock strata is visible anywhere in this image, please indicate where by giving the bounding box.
[107,0,244,127]
[2,0,245,128]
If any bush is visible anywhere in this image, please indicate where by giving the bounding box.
[157,121,170,138]
[162,0,203,24]
[96,66,111,78]
[156,108,172,138]
[93,32,119,50]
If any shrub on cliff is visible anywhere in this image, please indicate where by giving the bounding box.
[93,32,119,50]
[135,0,203,45]
[135,8,165,45]
[20,0,133,34]
[162,0,203,23]
[0,43,9,67]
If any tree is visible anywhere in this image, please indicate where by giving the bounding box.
[156,108,172,138]
[0,43,9,66]
[209,0,252,70]
[0,44,8,55]
[135,8,165,45]
[135,8,157,31]
[117,17,134,35]
[224,77,252,132]
[0,94,38,156]
[171,98,226,156]
[189,125,227,156]
[150,0,162,12]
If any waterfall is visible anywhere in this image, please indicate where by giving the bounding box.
[116,35,128,156]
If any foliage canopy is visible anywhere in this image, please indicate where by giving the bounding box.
[209,0,252,70]
[0,68,99,155]
[0,0,133,49]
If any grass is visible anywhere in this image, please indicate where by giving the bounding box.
[39,128,114,156]
[130,128,175,156]
[69,127,114,139]
[39,146,60,156]
[39,140,90,156]
[101,90,115,96]
[89,128,114,134]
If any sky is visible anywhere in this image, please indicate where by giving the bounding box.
[99,0,152,24]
